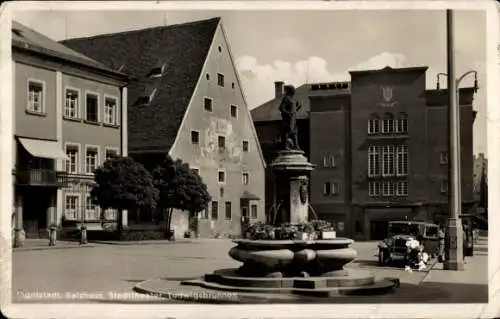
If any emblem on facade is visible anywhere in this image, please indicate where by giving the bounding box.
[299,180,308,204]
[378,86,398,108]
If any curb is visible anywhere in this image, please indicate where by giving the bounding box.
[13,243,97,252]
[90,240,194,246]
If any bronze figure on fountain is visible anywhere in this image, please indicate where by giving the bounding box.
[278,84,302,151]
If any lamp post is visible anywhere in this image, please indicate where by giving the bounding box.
[435,9,479,271]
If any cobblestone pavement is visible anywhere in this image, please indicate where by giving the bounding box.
[12,239,480,303]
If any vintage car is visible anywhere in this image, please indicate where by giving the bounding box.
[377,221,440,266]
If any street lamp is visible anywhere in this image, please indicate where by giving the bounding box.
[436,71,479,92]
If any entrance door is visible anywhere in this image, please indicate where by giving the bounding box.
[370,220,389,240]
[240,206,249,237]
[23,189,50,238]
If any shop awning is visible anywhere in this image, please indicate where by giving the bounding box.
[18,137,68,160]
[240,191,261,201]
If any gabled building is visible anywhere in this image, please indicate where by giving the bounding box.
[11,21,128,246]
[252,66,477,240]
[62,17,266,238]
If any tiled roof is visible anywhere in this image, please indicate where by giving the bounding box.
[61,17,221,152]
[12,21,120,76]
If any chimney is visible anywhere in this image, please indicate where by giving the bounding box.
[275,81,284,98]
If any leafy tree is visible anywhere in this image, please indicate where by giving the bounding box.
[91,156,159,232]
[152,155,211,239]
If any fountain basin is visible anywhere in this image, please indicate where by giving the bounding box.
[229,238,357,277]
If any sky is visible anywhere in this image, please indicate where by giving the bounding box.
[13,9,487,155]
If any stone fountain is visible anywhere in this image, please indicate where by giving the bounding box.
[134,84,398,302]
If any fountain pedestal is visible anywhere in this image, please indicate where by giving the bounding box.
[271,150,314,225]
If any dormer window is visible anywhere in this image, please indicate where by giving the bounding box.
[12,28,23,38]
[116,64,126,72]
[135,87,157,107]
[148,62,166,78]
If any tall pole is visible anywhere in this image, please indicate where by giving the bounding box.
[444,9,464,271]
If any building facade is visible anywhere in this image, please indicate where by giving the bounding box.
[252,66,477,240]
[62,18,266,238]
[12,21,128,244]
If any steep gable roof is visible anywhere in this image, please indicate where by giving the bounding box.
[12,21,121,76]
[61,17,220,153]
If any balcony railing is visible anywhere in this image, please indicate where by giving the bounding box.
[15,169,68,187]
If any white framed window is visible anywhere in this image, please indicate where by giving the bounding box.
[440,178,448,194]
[65,88,80,119]
[218,135,226,151]
[104,96,118,125]
[368,115,380,135]
[211,201,219,219]
[440,151,449,164]
[251,204,258,219]
[382,181,395,196]
[85,91,99,122]
[64,194,80,220]
[242,140,249,152]
[242,172,249,185]
[382,145,395,177]
[331,182,340,195]
[105,147,119,161]
[396,181,408,196]
[323,182,331,195]
[395,144,409,176]
[382,114,394,134]
[85,195,99,220]
[218,169,226,184]
[85,146,99,174]
[225,201,232,220]
[368,145,381,177]
[395,113,408,133]
[204,97,213,112]
[27,79,44,113]
[191,167,200,175]
[230,105,238,118]
[368,181,381,197]
[217,73,224,87]
[191,130,200,144]
[65,143,80,174]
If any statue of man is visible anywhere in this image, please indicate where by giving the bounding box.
[278,84,302,150]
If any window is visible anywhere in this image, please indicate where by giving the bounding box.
[323,182,331,195]
[382,113,394,133]
[85,147,99,174]
[206,73,210,80]
[65,89,79,118]
[220,187,225,197]
[382,181,395,196]
[218,136,226,150]
[104,97,117,125]
[225,201,232,220]
[368,145,381,177]
[218,170,225,183]
[231,82,235,89]
[242,172,249,185]
[217,73,224,87]
[192,168,200,175]
[382,145,395,176]
[191,131,200,144]
[331,182,340,195]
[440,178,449,194]
[85,93,99,122]
[204,98,213,112]
[201,208,209,219]
[242,140,249,152]
[218,45,222,53]
[355,220,362,233]
[230,105,238,118]
[251,204,258,219]
[65,145,79,174]
[27,81,44,113]
[395,144,409,176]
[85,195,98,220]
[396,181,408,196]
[148,63,166,78]
[440,151,449,164]
[331,156,336,168]
[105,149,118,161]
[368,181,381,197]
[396,113,408,133]
[368,115,380,135]
[323,156,329,168]
[65,195,79,219]
[211,201,218,219]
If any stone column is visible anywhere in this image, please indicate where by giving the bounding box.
[13,194,25,248]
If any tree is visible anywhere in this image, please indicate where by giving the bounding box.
[152,155,211,239]
[91,156,159,232]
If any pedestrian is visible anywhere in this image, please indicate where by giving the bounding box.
[438,226,445,263]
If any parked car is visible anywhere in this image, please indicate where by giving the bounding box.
[377,221,440,266]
